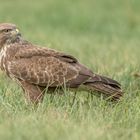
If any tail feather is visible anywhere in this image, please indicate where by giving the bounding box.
[66,62,123,101]
[84,74,123,100]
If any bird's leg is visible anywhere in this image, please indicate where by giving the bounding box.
[19,81,45,104]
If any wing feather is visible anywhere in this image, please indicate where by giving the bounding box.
[14,44,77,63]
[9,54,78,87]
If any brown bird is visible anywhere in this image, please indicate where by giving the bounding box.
[0,23,122,104]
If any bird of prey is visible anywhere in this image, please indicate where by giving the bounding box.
[0,23,123,104]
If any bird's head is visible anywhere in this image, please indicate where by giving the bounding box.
[0,23,21,47]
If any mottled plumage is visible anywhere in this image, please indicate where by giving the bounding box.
[0,23,123,103]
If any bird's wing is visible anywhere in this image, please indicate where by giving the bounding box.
[8,45,83,87]
[14,44,77,63]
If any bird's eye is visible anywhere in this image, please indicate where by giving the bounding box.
[5,29,10,32]
[4,29,11,33]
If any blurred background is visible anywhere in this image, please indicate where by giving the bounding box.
[0,0,139,72]
[0,0,140,140]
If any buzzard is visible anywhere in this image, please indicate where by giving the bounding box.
[0,23,123,103]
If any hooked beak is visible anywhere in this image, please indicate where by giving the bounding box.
[11,28,21,36]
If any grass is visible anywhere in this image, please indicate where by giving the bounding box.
[0,0,140,139]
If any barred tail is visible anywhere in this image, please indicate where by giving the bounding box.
[84,75,123,100]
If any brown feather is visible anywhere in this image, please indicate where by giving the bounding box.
[0,23,123,103]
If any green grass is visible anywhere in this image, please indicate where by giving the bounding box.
[0,0,140,139]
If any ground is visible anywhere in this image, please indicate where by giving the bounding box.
[0,0,140,140]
